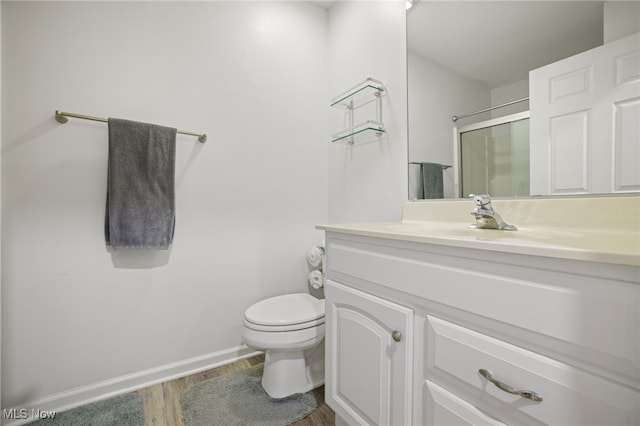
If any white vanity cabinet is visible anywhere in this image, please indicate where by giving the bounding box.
[325,280,413,426]
[322,231,640,426]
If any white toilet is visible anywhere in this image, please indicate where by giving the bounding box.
[242,293,326,399]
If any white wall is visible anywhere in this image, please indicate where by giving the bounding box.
[1,1,328,411]
[327,1,408,222]
[0,1,3,412]
[604,1,640,43]
[407,51,490,199]
[490,78,529,118]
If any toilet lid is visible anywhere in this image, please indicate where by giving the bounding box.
[244,293,325,327]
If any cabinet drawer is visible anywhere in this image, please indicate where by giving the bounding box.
[425,380,506,426]
[426,316,640,425]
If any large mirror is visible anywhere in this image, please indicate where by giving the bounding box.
[407,1,615,199]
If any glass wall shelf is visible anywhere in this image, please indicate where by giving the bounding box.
[330,77,385,108]
[331,120,386,144]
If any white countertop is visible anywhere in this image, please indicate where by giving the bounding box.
[318,196,640,267]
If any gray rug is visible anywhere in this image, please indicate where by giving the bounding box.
[30,393,143,426]
[181,363,317,426]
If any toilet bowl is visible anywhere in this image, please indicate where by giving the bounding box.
[242,293,325,399]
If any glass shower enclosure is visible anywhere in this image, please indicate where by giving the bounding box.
[456,111,530,198]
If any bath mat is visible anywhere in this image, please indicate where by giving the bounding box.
[181,363,317,426]
[30,392,143,426]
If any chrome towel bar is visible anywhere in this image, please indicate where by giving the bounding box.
[55,110,207,143]
[409,162,452,169]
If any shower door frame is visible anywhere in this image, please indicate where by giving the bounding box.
[453,110,530,198]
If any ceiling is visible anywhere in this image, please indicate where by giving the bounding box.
[408,1,605,88]
[311,1,605,88]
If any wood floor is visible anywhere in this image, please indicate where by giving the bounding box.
[137,354,335,426]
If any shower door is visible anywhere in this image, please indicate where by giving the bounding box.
[457,112,530,198]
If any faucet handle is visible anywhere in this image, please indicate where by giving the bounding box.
[469,194,493,212]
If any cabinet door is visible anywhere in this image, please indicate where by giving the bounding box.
[325,280,413,426]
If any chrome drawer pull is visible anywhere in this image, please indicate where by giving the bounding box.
[479,368,543,402]
[391,330,402,342]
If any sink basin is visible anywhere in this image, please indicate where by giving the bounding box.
[317,196,640,266]
[385,221,633,251]
[386,222,584,239]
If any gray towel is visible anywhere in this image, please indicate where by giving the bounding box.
[420,162,444,199]
[106,118,177,250]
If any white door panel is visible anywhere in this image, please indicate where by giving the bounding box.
[530,32,640,195]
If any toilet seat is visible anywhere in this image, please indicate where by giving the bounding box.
[244,293,325,332]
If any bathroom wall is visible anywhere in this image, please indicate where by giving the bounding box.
[408,51,490,199]
[1,1,328,411]
[490,79,529,118]
[0,1,3,411]
[327,1,408,222]
[604,1,640,43]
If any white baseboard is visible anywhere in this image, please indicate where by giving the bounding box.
[2,345,262,426]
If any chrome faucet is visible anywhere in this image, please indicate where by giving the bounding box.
[469,194,517,231]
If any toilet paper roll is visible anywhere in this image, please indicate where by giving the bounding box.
[307,246,324,269]
[308,270,324,289]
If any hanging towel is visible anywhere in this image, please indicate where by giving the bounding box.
[105,118,177,250]
[420,162,444,199]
